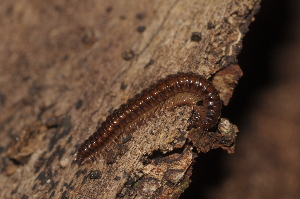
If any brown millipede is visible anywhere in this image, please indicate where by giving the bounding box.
[76,72,222,164]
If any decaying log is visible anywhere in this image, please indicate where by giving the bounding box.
[0,0,260,198]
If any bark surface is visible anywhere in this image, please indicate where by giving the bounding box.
[0,0,260,198]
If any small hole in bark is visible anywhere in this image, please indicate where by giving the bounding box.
[191,32,202,42]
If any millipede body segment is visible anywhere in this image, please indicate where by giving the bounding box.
[76,72,222,164]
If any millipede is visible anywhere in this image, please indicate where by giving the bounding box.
[76,72,222,164]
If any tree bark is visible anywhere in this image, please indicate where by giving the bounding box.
[0,0,260,198]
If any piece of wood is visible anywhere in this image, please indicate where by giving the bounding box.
[0,0,260,198]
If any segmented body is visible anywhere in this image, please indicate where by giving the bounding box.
[76,72,221,164]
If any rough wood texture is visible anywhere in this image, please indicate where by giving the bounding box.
[0,0,260,198]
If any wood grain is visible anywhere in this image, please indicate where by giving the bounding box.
[0,0,259,198]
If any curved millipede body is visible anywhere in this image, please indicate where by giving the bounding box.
[76,72,222,164]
